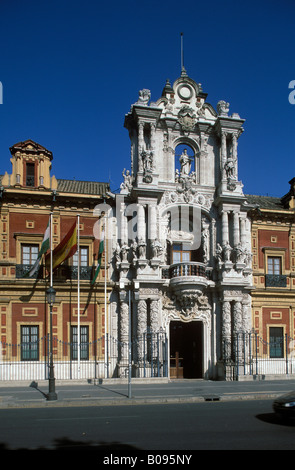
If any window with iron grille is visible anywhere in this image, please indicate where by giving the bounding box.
[21,325,39,361]
[71,326,89,360]
[269,327,284,358]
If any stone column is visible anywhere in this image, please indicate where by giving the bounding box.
[221,131,227,179]
[222,300,232,360]
[149,205,157,242]
[150,123,155,151]
[232,133,238,179]
[137,299,147,364]
[119,296,129,376]
[221,210,229,245]
[137,204,145,241]
[233,211,240,247]
[240,217,246,247]
[232,301,243,362]
[242,295,251,332]
[138,122,144,171]
[150,299,159,332]
[120,205,128,244]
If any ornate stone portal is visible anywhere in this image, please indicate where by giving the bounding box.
[109,69,253,381]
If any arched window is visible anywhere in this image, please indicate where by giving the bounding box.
[174,143,195,176]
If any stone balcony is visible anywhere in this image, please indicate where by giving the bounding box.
[162,261,211,294]
[15,264,93,281]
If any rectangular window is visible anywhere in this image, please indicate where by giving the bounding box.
[172,243,191,264]
[269,327,284,358]
[21,325,39,361]
[71,326,89,360]
[73,247,89,267]
[22,244,39,265]
[268,256,281,275]
[26,162,35,187]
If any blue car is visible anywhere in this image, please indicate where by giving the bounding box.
[273,392,295,420]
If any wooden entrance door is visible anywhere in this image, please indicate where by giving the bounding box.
[170,321,203,379]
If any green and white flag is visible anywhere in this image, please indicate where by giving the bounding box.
[24,219,50,278]
[91,228,104,285]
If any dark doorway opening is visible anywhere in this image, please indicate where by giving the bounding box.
[169,321,203,379]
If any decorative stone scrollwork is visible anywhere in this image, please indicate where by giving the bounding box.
[178,105,196,132]
[162,290,210,322]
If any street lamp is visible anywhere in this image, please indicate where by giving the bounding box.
[46,286,57,401]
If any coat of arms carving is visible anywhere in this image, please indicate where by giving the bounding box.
[178,106,196,132]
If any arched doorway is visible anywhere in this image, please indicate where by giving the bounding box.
[169,321,203,379]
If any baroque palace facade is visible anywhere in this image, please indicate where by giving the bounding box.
[0,70,294,382]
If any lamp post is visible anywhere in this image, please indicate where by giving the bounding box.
[46,286,57,401]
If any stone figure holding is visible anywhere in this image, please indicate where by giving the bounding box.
[179,149,191,176]
[223,241,232,262]
[151,238,163,259]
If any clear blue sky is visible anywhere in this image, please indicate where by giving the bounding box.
[0,0,294,197]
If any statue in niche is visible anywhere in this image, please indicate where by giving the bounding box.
[115,243,121,268]
[179,149,191,176]
[141,150,154,183]
[235,242,245,264]
[201,227,209,264]
[223,241,232,262]
[216,243,223,263]
[120,242,129,261]
[131,240,138,261]
[138,238,146,259]
[224,159,236,180]
[141,150,153,172]
[151,238,163,259]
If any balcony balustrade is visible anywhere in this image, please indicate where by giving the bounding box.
[15,264,93,281]
[162,262,208,280]
[265,274,287,288]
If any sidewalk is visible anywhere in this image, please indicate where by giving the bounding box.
[1,377,295,408]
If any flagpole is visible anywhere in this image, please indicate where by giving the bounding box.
[47,211,57,400]
[50,212,53,289]
[77,214,80,377]
[104,213,107,376]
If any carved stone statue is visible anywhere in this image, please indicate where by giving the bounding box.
[223,241,232,262]
[136,89,151,106]
[179,149,191,176]
[217,100,230,116]
[138,238,146,259]
[151,238,163,259]
[120,169,133,192]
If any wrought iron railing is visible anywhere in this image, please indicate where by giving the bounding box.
[0,331,168,381]
[222,331,295,379]
[15,264,93,280]
[265,274,287,288]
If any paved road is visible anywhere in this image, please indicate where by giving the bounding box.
[0,399,294,453]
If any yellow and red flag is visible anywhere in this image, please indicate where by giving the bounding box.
[46,222,77,271]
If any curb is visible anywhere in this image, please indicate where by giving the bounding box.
[0,392,282,409]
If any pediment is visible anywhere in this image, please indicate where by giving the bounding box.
[9,139,53,159]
